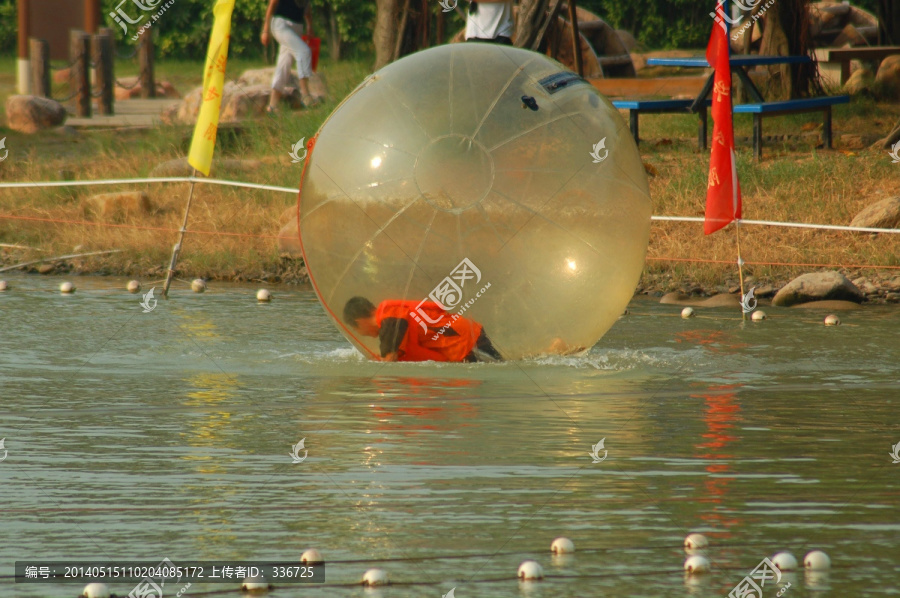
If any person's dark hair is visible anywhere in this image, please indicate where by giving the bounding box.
[343,296,376,325]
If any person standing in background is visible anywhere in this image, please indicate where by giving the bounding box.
[465,0,515,45]
[261,0,321,111]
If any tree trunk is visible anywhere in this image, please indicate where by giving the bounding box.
[758,0,820,99]
[374,0,399,70]
[329,9,341,61]
[516,0,552,49]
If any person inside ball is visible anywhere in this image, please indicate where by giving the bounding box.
[343,296,503,362]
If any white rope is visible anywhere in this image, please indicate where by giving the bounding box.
[0,177,898,234]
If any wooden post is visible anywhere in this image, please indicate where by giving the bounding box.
[18,0,32,93]
[566,0,583,77]
[70,30,91,117]
[436,2,444,45]
[138,33,156,98]
[94,30,114,115]
[29,38,50,97]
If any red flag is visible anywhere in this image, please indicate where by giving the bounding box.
[704,4,742,235]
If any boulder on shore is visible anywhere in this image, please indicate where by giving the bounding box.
[850,196,900,229]
[85,191,153,221]
[660,293,741,308]
[772,271,864,307]
[5,95,67,133]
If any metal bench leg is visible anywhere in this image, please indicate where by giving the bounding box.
[630,110,639,146]
[823,106,833,149]
[753,114,762,160]
[698,105,708,151]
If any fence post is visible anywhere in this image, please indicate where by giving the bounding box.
[138,33,156,98]
[70,29,91,117]
[94,29,114,115]
[29,38,50,98]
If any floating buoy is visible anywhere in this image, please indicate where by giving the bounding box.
[681,307,695,319]
[300,548,323,564]
[0,280,8,291]
[751,310,766,321]
[81,582,110,598]
[550,537,575,554]
[191,278,206,293]
[60,281,75,293]
[127,280,141,293]
[257,289,272,302]
[803,550,831,570]
[362,568,389,586]
[684,533,708,550]
[772,551,798,571]
[824,314,840,326]
[517,560,544,580]
[684,555,710,574]
[241,576,270,593]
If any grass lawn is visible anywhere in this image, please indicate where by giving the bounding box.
[1,53,898,292]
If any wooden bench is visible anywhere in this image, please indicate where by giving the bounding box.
[730,95,850,159]
[612,99,709,148]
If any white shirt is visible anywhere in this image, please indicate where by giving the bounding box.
[465,2,514,40]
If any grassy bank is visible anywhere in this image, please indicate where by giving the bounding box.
[1,55,899,298]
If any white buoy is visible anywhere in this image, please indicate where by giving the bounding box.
[803,550,831,571]
[191,278,206,293]
[127,280,141,293]
[241,576,270,592]
[824,314,840,326]
[772,551,798,571]
[257,289,272,302]
[751,310,766,321]
[681,307,695,319]
[60,281,75,293]
[0,280,8,291]
[684,533,708,550]
[301,548,323,564]
[684,555,710,574]
[81,582,110,598]
[517,560,544,580]
[551,537,575,554]
[362,568,389,586]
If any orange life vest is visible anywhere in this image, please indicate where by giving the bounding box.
[375,300,482,362]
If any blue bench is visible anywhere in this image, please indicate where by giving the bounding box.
[612,99,710,149]
[730,95,850,159]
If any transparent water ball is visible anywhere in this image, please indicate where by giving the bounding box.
[299,43,650,360]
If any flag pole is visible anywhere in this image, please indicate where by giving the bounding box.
[735,218,747,321]
[162,169,198,299]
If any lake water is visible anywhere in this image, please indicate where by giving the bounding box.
[1,274,898,597]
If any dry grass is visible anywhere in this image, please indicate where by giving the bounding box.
[1,56,899,288]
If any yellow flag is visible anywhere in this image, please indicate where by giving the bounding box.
[187,0,235,176]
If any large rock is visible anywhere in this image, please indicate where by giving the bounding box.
[843,67,874,95]
[5,95,67,133]
[277,218,301,255]
[875,55,900,98]
[220,84,271,122]
[772,271,864,306]
[660,293,741,308]
[85,191,152,221]
[114,77,181,100]
[149,157,263,177]
[850,196,900,229]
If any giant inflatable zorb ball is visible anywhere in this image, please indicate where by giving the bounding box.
[298,44,651,360]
